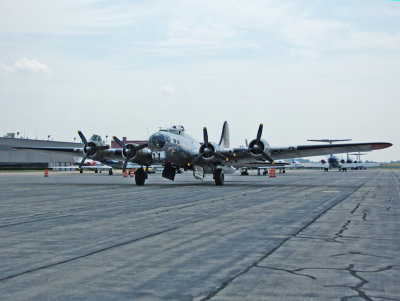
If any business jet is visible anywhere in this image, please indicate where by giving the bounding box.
[13,122,392,185]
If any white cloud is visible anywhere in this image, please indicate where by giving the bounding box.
[1,57,52,74]
[161,85,175,95]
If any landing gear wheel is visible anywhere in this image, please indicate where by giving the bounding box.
[135,168,146,186]
[95,169,98,173]
[214,168,224,186]
[108,169,113,175]
[79,169,83,174]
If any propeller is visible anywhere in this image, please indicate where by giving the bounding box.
[112,136,148,173]
[190,127,227,166]
[77,131,109,169]
[247,124,274,163]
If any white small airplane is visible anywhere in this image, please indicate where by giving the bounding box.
[13,122,392,185]
[52,157,113,174]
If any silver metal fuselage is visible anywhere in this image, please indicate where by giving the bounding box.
[148,127,199,167]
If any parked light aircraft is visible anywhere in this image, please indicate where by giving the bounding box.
[52,157,113,174]
[306,139,381,171]
[13,122,392,185]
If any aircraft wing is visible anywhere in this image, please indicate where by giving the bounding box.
[342,162,380,168]
[13,146,84,158]
[266,143,391,160]
[12,146,124,162]
[230,162,290,169]
[302,162,328,168]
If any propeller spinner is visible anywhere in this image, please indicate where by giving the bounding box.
[190,127,227,166]
[247,124,274,163]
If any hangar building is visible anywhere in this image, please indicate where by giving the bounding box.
[0,137,83,169]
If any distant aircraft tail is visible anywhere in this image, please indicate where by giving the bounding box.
[218,121,230,149]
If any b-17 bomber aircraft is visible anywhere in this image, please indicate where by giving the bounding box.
[13,122,392,186]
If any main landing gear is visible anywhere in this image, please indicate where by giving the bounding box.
[214,168,224,186]
[135,168,146,185]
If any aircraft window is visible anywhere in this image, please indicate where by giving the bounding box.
[168,129,179,135]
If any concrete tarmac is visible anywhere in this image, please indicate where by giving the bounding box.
[0,169,399,300]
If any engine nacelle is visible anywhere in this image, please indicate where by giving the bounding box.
[248,138,271,159]
[340,159,345,164]
[321,159,326,164]
[200,142,221,162]
[83,141,109,160]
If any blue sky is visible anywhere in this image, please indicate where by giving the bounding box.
[1,0,399,161]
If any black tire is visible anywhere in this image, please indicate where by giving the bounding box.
[79,169,83,174]
[214,168,224,186]
[135,168,146,186]
[108,169,113,175]
[95,169,98,173]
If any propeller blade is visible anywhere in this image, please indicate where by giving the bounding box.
[112,136,126,149]
[136,143,148,150]
[122,158,129,173]
[261,152,274,163]
[256,123,263,143]
[78,130,88,146]
[79,154,89,169]
[203,127,209,147]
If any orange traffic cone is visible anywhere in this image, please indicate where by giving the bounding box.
[44,169,49,177]
[269,169,276,178]
[130,169,134,177]
[123,170,127,178]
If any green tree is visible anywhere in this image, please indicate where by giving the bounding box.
[3,133,15,138]
[89,134,102,142]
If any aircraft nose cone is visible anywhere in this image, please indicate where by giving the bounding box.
[149,133,166,151]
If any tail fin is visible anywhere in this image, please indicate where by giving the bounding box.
[218,121,230,149]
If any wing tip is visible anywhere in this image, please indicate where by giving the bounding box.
[371,143,393,150]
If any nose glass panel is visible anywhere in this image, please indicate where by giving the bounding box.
[149,133,166,150]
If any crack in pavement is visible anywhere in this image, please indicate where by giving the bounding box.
[295,235,341,244]
[334,219,351,238]
[255,264,397,301]
[330,251,394,260]
[351,203,360,214]
[362,210,368,221]
[325,264,395,301]
[200,183,365,300]
[254,265,316,280]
